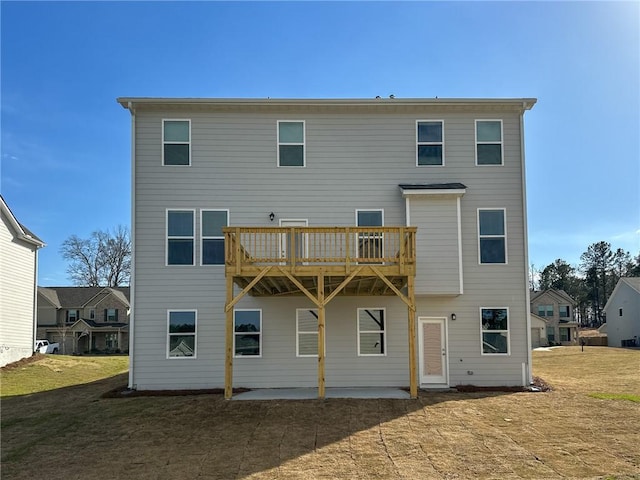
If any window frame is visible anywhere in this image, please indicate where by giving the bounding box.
[475,119,504,166]
[166,309,197,359]
[538,304,554,317]
[66,309,79,324]
[166,208,196,266]
[480,307,510,356]
[558,305,570,318]
[277,120,306,167]
[200,209,229,266]
[416,120,445,167]
[477,208,507,265]
[233,309,262,358]
[162,119,191,166]
[106,308,118,322]
[355,209,384,263]
[357,307,387,357]
[296,308,324,357]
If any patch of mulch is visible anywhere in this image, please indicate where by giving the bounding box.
[1,353,46,371]
[102,384,250,398]
[455,376,552,393]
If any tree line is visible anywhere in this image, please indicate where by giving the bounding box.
[531,241,640,326]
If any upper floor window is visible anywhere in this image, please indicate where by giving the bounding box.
[167,310,196,358]
[478,209,506,264]
[356,209,384,263]
[201,210,228,265]
[167,210,195,266]
[416,120,444,166]
[66,309,79,324]
[278,121,305,167]
[538,305,553,317]
[559,305,570,318]
[481,307,509,355]
[357,308,386,356]
[105,308,118,322]
[163,119,191,166]
[89,309,95,320]
[476,120,503,165]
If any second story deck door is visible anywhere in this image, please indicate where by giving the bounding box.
[279,219,308,266]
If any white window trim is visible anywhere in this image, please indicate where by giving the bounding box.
[357,307,387,357]
[416,119,445,167]
[166,309,197,359]
[166,208,196,267]
[200,209,229,267]
[233,309,262,358]
[479,307,510,356]
[162,119,191,166]
[477,208,508,265]
[277,120,306,167]
[296,308,324,357]
[475,119,504,166]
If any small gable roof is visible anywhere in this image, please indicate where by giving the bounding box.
[603,277,640,312]
[0,195,45,248]
[530,289,576,305]
[37,286,130,309]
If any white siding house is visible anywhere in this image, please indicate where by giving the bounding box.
[118,97,536,397]
[603,278,640,347]
[0,196,45,366]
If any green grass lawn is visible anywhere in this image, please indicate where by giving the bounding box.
[1,355,128,397]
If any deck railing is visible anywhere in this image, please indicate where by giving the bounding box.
[224,226,416,273]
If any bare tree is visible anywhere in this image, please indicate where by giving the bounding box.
[60,226,131,287]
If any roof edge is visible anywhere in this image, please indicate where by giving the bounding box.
[117,97,537,111]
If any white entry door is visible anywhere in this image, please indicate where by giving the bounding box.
[418,317,448,386]
[279,219,308,264]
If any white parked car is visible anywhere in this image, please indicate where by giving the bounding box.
[34,340,59,354]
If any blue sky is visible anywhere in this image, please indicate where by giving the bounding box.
[2,1,638,286]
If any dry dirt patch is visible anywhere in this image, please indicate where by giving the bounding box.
[1,347,639,479]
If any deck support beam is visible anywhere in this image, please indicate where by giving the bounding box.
[317,273,325,398]
[407,275,417,398]
[224,275,235,400]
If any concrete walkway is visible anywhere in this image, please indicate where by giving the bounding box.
[233,387,410,400]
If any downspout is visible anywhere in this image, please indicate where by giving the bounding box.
[127,101,136,389]
[32,246,40,354]
[521,103,533,385]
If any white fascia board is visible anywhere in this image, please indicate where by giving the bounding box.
[401,189,466,198]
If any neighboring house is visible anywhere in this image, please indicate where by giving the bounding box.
[118,96,536,398]
[530,289,578,345]
[530,313,549,348]
[603,278,640,347]
[0,195,45,366]
[37,287,130,354]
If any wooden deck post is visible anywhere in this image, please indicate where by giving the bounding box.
[224,275,234,400]
[318,272,326,399]
[407,275,418,399]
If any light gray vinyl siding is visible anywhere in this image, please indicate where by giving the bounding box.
[409,196,461,295]
[0,211,37,366]
[604,281,640,347]
[130,105,530,389]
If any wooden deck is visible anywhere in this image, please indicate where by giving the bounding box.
[223,226,418,400]
[224,226,416,296]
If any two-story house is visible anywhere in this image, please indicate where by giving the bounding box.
[0,195,45,366]
[37,286,130,354]
[118,97,536,398]
[530,289,578,345]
